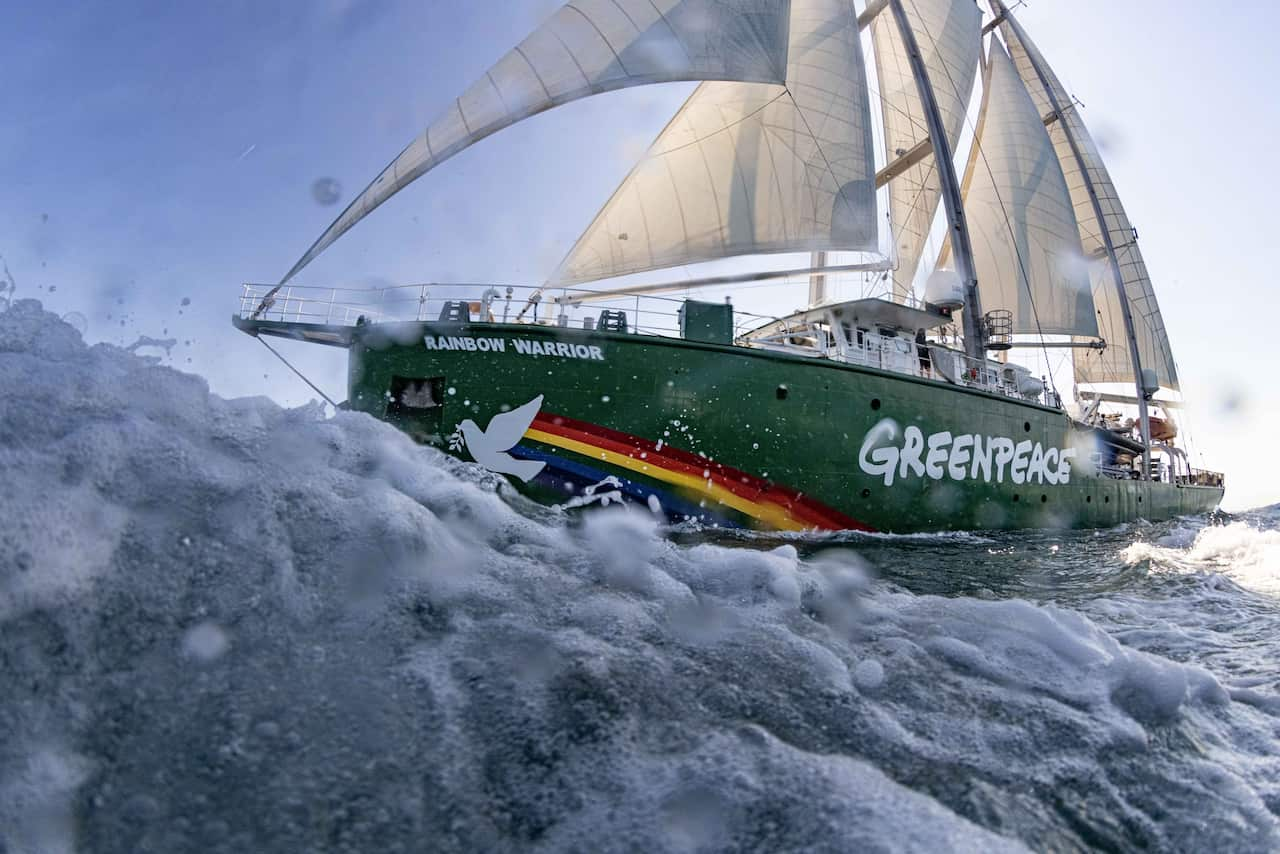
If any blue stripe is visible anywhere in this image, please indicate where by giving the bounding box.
[513,444,742,528]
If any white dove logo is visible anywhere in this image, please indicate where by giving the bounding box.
[456,394,547,483]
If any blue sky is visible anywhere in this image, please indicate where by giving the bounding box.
[3,1,1277,510]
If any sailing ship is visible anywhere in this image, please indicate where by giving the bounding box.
[234,0,1223,532]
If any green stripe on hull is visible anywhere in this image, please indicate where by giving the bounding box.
[349,322,1221,532]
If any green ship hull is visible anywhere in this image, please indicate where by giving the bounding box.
[312,319,1222,533]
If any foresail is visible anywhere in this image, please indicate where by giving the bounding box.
[999,13,1179,389]
[281,0,794,283]
[958,43,1096,337]
[872,0,981,300]
[548,0,876,286]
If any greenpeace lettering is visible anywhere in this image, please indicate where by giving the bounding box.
[858,418,1076,487]
[423,335,604,361]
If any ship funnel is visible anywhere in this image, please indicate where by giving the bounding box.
[924,270,965,310]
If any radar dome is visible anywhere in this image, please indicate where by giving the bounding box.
[924,270,965,311]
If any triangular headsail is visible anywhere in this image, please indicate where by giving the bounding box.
[957,41,1097,337]
[871,0,981,300]
[998,9,1179,389]
[280,0,795,284]
[548,0,877,286]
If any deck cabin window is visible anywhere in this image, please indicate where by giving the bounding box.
[842,323,868,347]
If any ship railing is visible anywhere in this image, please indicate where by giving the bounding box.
[237,282,786,343]
[951,352,1054,405]
[734,323,1062,408]
[1099,463,1139,480]
[1180,468,1225,487]
[237,283,436,326]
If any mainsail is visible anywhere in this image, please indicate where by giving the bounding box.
[548,0,877,286]
[956,42,1097,337]
[871,0,981,300]
[998,11,1179,389]
[280,0,795,284]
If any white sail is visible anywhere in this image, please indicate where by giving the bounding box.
[281,0,794,283]
[958,43,1097,337]
[999,14,1179,389]
[871,0,981,300]
[548,0,876,286]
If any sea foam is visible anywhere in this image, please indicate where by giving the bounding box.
[2,300,1277,852]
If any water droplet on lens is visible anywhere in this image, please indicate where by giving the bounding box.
[182,621,230,662]
[853,658,885,691]
[311,177,342,206]
[61,311,87,336]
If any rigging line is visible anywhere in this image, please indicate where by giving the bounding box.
[611,88,791,162]
[965,69,1060,401]
[864,65,947,292]
[526,83,795,316]
[923,13,1061,399]
[257,335,339,409]
[1046,95,1171,394]
[798,25,973,297]
[784,0,869,231]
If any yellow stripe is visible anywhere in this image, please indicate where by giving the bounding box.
[524,427,806,531]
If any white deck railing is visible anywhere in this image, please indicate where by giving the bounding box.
[237,282,784,341]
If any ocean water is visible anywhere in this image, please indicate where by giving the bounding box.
[2,299,1278,853]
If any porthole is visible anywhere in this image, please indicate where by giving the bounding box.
[1104,495,1110,504]
[776,385,789,400]
[1138,496,1143,503]
[1023,421,1031,433]
[1086,495,1092,504]
[860,488,871,498]
[870,398,881,411]
[1040,495,1048,503]
[1012,494,1020,502]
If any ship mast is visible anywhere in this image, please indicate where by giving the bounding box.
[990,0,1152,479]
[885,0,985,359]
[808,251,827,305]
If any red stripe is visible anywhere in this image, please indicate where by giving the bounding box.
[530,411,873,531]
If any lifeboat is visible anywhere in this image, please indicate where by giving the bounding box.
[1148,414,1178,442]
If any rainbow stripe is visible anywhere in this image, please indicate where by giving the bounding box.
[517,411,873,532]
